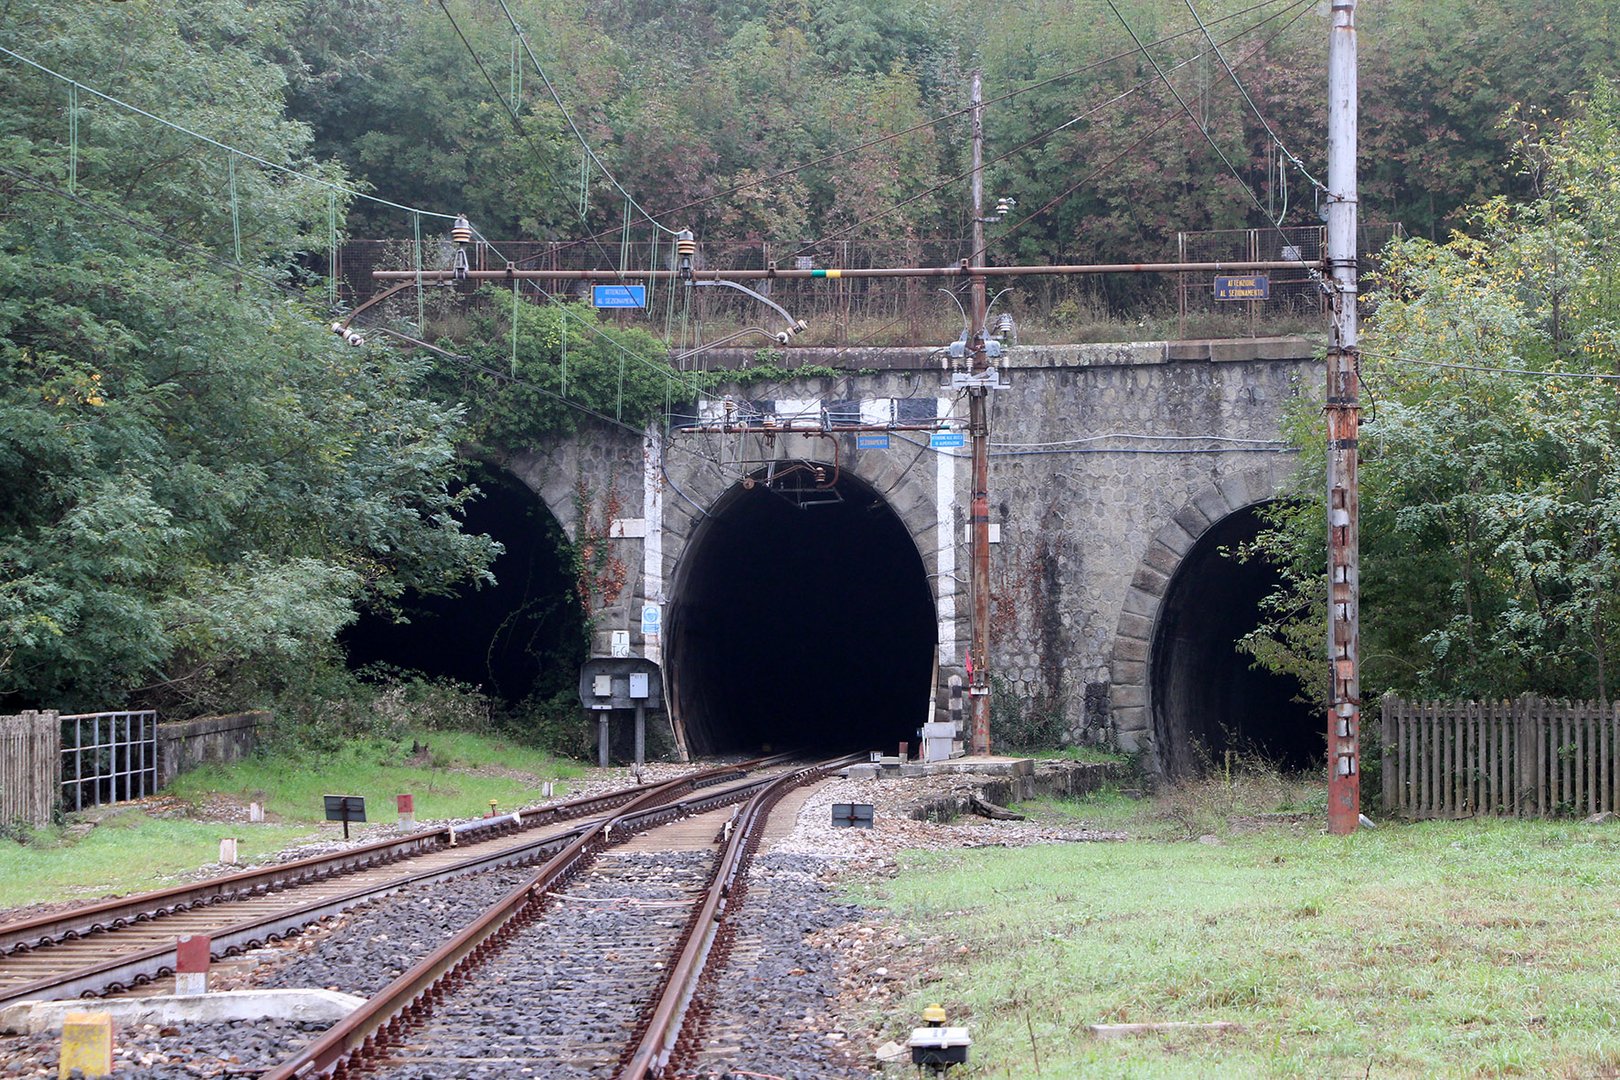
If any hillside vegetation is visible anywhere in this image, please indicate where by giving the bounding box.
[1,0,1617,726]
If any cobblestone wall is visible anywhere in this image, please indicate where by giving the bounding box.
[500,337,1317,771]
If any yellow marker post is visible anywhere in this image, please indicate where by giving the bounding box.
[58,1011,112,1079]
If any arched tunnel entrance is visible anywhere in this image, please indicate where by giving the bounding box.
[667,465,936,756]
[1150,503,1317,778]
[342,466,584,707]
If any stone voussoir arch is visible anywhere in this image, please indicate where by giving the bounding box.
[1108,459,1295,765]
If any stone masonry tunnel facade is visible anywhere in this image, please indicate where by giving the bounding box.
[501,337,1317,775]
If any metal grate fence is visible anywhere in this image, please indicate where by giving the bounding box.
[59,710,159,811]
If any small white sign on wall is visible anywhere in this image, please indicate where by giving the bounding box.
[610,630,631,658]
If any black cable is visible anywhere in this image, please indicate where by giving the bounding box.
[1181,0,1325,194]
[994,0,1315,249]
[0,163,313,298]
[436,0,624,272]
[0,162,670,439]
[787,0,1313,262]
[1103,0,1317,264]
[504,0,1304,265]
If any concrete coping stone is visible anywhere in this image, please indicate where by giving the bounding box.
[0,989,367,1035]
[691,337,1317,373]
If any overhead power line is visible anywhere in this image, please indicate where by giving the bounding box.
[1103,0,1315,257]
[434,0,626,272]
[493,0,675,237]
[1361,347,1620,383]
[513,0,1305,263]
[1180,0,1325,195]
[994,0,1316,248]
[0,44,455,223]
[791,0,1314,261]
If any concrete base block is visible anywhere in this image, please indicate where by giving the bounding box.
[843,764,881,781]
[911,755,1035,778]
[1,989,367,1035]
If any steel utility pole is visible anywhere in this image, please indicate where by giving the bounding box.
[966,71,993,757]
[1324,0,1361,834]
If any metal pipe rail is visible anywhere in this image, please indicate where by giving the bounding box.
[373,259,1315,284]
[259,757,802,1080]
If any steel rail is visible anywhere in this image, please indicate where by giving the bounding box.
[259,759,800,1080]
[0,781,657,956]
[621,754,861,1078]
[0,809,607,1008]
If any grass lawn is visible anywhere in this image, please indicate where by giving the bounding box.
[166,729,587,824]
[0,816,313,910]
[0,731,588,914]
[862,778,1620,1078]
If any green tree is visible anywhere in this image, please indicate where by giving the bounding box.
[1243,81,1620,703]
[0,1,498,711]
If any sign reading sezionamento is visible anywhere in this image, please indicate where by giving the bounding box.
[592,284,647,308]
[1213,275,1270,300]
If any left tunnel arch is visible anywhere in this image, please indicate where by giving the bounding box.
[342,465,585,704]
[665,464,937,756]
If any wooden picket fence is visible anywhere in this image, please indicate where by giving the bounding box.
[1381,695,1620,819]
[1,711,60,828]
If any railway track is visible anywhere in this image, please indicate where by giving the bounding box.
[261,753,861,1079]
[0,758,791,1009]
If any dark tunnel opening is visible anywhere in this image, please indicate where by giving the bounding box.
[342,466,584,706]
[1151,503,1318,778]
[667,467,936,756]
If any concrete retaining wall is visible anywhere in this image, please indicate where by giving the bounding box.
[157,711,267,786]
[908,760,1126,821]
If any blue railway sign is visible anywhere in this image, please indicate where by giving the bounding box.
[1213,275,1270,300]
[931,432,965,448]
[856,434,890,450]
[592,284,647,308]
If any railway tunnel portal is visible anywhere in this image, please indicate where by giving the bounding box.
[664,467,937,756]
[498,336,1320,777]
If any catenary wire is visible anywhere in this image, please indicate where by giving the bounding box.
[435,0,628,273]
[1101,0,1323,272]
[1360,348,1620,383]
[513,0,1303,262]
[790,0,1313,262]
[1181,0,1326,195]
[0,44,457,222]
[992,0,1315,250]
[0,163,681,442]
[494,0,675,236]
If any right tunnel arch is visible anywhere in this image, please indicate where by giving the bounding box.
[1111,466,1317,778]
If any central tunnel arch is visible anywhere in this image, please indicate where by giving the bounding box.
[666,464,937,756]
[1149,502,1318,778]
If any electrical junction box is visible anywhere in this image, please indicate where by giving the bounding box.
[578,657,665,711]
[909,1027,971,1067]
